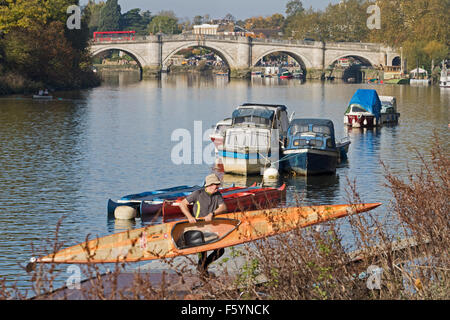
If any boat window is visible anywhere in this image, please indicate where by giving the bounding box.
[293,139,307,147]
[290,125,309,135]
[293,139,323,147]
[351,105,368,113]
[312,125,331,135]
[234,116,271,126]
[384,106,394,113]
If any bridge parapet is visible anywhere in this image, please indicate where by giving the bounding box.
[89,34,400,77]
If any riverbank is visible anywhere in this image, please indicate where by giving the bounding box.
[0,69,101,96]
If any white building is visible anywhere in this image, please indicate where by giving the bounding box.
[193,24,219,35]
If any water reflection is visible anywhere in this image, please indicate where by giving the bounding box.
[281,174,340,206]
[0,71,448,292]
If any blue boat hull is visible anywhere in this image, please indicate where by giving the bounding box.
[283,148,338,175]
[107,185,201,218]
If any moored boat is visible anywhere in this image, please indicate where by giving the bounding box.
[344,89,381,128]
[279,70,293,79]
[107,185,201,218]
[379,96,400,124]
[439,61,450,88]
[162,184,286,222]
[33,94,53,100]
[110,184,254,219]
[32,202,381,264]
[209,118,232,153]
[282,119,350,175]
[140,183,259,218]
[218,103,290,175]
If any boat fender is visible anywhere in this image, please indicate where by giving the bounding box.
[263,167,279,180]
[114,205,137,220]
[184,230,205,247]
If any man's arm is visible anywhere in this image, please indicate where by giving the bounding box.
[205,202,227,222]
[179,198,196,224]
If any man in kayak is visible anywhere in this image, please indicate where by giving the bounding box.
[179,173,227,276]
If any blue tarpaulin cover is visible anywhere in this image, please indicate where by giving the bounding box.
[347,89,381,119]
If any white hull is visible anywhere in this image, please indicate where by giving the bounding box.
[410,79,431,85]
[439,77,450,88]
[33,95,53,100]
[221,157,270,175]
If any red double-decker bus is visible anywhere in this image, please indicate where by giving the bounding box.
[93,31,136,42]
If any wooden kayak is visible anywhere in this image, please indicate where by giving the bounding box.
[162,184,286,222]
[33,202,381,264]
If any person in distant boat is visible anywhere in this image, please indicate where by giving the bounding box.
[38,89,44,96]
[179,173,227,276]
[44,89,49,96]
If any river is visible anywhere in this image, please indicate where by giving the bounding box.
[0,70,448,293]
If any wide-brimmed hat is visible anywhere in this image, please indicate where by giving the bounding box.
[205,174,221,187]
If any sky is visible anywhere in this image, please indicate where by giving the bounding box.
[81,0,341,20]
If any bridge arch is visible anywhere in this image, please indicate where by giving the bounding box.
[325,54,376,68]
[252,49,312,72]
[392,56,401,66]
[91,46,146,75]
[162,42,236,70]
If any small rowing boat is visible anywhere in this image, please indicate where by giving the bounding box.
[140,183,259,218]
[109,183,258,219]
[162,184,286,222]
[31,202,381,264]
[107,185,201,218]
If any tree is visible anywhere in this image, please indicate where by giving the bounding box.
[224,13,236,23]
[147,15,181,35]
[98,0,121,31]
[0,1,99,91]
[323,0,369,42]
[86,0,106,34]
[424,41,448,71]
[121,8,152,35]
[0,0,80,33]
[285,0,304,17]
[193,15,204,25]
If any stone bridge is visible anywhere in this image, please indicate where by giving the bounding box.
[90,34,400,77]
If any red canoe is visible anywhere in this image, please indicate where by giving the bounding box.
[162,184,286,222]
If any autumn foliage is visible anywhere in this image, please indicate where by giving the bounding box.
[0,0,99,94]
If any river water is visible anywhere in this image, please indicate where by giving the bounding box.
[0,71,448,293]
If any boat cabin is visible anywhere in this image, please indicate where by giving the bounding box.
[231,103,289,135]
[286,119,336,150]
[379,95,400,124]
[379,96,397,113]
